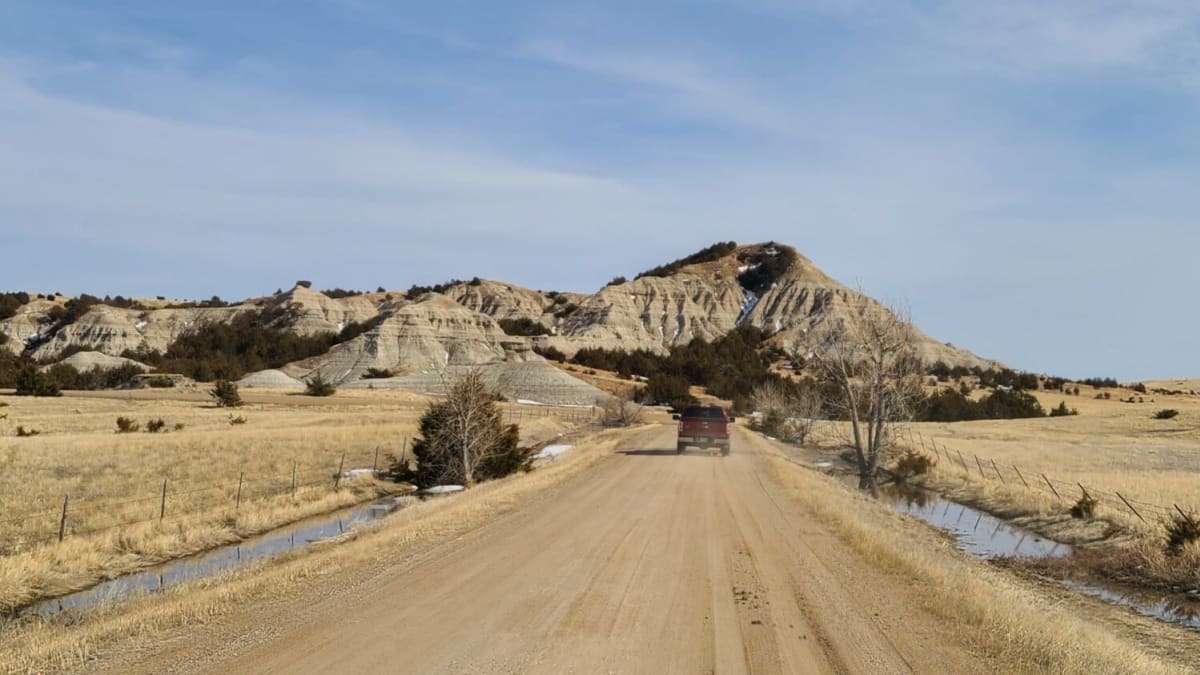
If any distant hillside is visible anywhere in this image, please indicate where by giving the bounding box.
[0,242,1001,403]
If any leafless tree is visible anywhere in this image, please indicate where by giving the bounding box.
[750,380,822,445]
[598,393,644,427]
[805,294,923,492]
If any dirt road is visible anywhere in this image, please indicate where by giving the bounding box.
[117,426,982,674]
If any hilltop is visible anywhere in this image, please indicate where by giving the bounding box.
[0,242,999,403]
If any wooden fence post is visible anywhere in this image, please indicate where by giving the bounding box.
[1115,492,1146,523]
[989,459,1007,484]
[58,494,69,543]
[955,449,970,474]
[235,472,244,511]
[1041,474,1062,500]
[974,454,988,479]
[372,446,380,472]
[291,461,297,496]
[1012,464,1030,489]
[159,478,168,521]
[334,452,346,489]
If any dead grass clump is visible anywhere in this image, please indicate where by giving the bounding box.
[892,448,936,479]
[1165,510,1200,555]
[16,426,40,437]
[115,417,139,433]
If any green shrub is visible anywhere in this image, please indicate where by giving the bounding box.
[1070,491,1098,519]
[304,373,337,397]
[146,418,167,433]
[1154,409,1180,420]
[209,380,243,408]
[1049,401,1078,417]
[533,345,566,362]
[1166,510,1200,554]
[115,416,140,433]
[497,318,550,336]
[363,367,394,379]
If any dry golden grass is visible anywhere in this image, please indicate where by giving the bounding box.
[0,387,585,614]
[0,424,640,673]
[761,450,1190,675]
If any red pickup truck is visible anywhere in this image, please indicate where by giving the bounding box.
[673,405,734,455]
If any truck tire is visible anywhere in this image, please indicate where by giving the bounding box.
[676,442,686,454]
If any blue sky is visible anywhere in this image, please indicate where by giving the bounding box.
[1,1,1197,379]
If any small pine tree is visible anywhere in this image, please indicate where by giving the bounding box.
[209,379,243,407]
[305,373,337,397]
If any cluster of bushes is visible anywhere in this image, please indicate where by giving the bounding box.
[406,277,481,298]
[636,241,738,279]
[120,309,369,382]
[497,318,550,336]
[915,388,1048,422]
[1079,377,1119,389]
[0,292,31,320]
[161,296,230,309]
[115,415,181,429]
[570,325,812,412]
[927,362,1042,390]
[735,242,797,293]
[533,345,567,362]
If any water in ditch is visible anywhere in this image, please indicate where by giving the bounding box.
[870,478,1200,632]
[19,496,409,619]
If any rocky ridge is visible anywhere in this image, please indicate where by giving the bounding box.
[0,242,1000,404]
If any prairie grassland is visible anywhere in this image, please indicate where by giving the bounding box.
[0,387,581,613]
[761,449,1191,675]
[0,424,638,673]
[907,386,1200,539]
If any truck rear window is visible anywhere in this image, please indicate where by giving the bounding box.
[682,406,726,420]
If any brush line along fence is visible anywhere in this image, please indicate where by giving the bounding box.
[902,427,1195,526]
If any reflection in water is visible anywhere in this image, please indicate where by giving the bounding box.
[877,481,1068,560]
[870,478,1200,633]
[17,496,408,619]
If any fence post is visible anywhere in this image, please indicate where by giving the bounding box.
[334,452,346,489]
[1042,474,1062,501]
[235,472,244,511]
[1012,464,1030,489]
[159,478,168,521]
[401,436,409,465]
[955,449,970,474]
[974,454,988,479]
[291,461,297,496]
[372,446,380,472]
[989,459,1007,484]
[58,494,69,543]
[1115,492,1146,523]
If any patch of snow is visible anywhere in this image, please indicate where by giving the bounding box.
[815,461,833,468]
[421,485,465,495]
[737,263,760,274]
[134,320,148,332]
[341,468,378,478]
[337,320,346,332]
[517,398,545,405]
[536,444,573,459]
[736,290,759,326]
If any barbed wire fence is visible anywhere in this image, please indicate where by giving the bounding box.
[1,404,601,556]
[901,426,1192,529]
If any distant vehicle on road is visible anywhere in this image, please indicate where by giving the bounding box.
[673,404,734,455]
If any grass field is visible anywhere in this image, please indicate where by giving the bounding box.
[0,386,584,613]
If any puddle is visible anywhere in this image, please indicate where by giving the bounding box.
[863,478,1200,633]
[18,495,410,619]
[879,482,1070,560]
[1063,579,1200,631]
